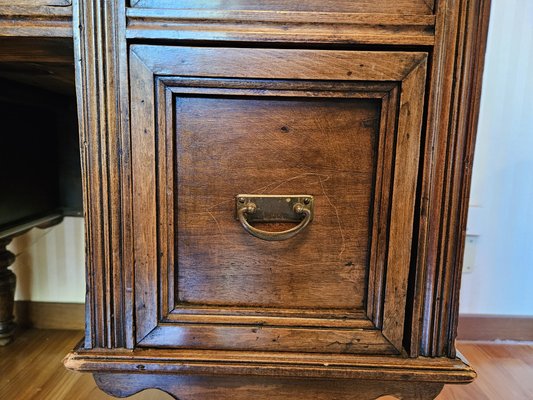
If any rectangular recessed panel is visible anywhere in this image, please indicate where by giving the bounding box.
[175,96,380,311]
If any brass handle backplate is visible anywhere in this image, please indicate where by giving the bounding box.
[235,195,314,241]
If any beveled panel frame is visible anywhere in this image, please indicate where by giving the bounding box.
[161,79,393,316]
[130,45,427,354]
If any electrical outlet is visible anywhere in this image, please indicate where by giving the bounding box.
[463,235,478,274]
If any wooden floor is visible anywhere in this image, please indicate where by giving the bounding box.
[1,329,532,399]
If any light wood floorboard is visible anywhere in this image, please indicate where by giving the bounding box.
[437,341,533,399]
[0,329,532,399]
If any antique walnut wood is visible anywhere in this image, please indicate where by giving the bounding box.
[63,0,491,399]
[0,0,72,38]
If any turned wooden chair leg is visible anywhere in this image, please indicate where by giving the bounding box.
[0,238,16,346]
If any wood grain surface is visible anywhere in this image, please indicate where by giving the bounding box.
[174,96,378,310]
[0,37,74,94]
[131,46,427,82]
[0,0,72,37]
[125,9,435,45]
[73,0,133,350]
[437,341,533,400]
[70,0,492,396]
[64,339,474,382]
[1,329,532,399]
[94,373,444,400]
[407,0,492,359]
[129,46,427,355]
[131,0,434,14]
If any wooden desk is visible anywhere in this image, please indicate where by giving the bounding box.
[1,1,491,398]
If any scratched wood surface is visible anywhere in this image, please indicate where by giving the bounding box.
[175,96,378,310]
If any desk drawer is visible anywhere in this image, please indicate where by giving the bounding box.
[130,45,427,354]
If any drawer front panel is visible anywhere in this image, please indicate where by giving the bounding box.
[130,46,427,354]
[175,95,377,310]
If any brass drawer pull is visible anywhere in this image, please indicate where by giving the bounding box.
[235,195,314,241]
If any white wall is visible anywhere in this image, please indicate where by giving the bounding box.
[459,0,533,315]
[9,217,85,303]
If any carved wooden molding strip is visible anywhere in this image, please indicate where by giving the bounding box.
[126,9,436,45]
[412,0,493,358]
[65,342,476,382]
[130,0,435,15]
[74,0,133,349]
[0,5,72,37]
